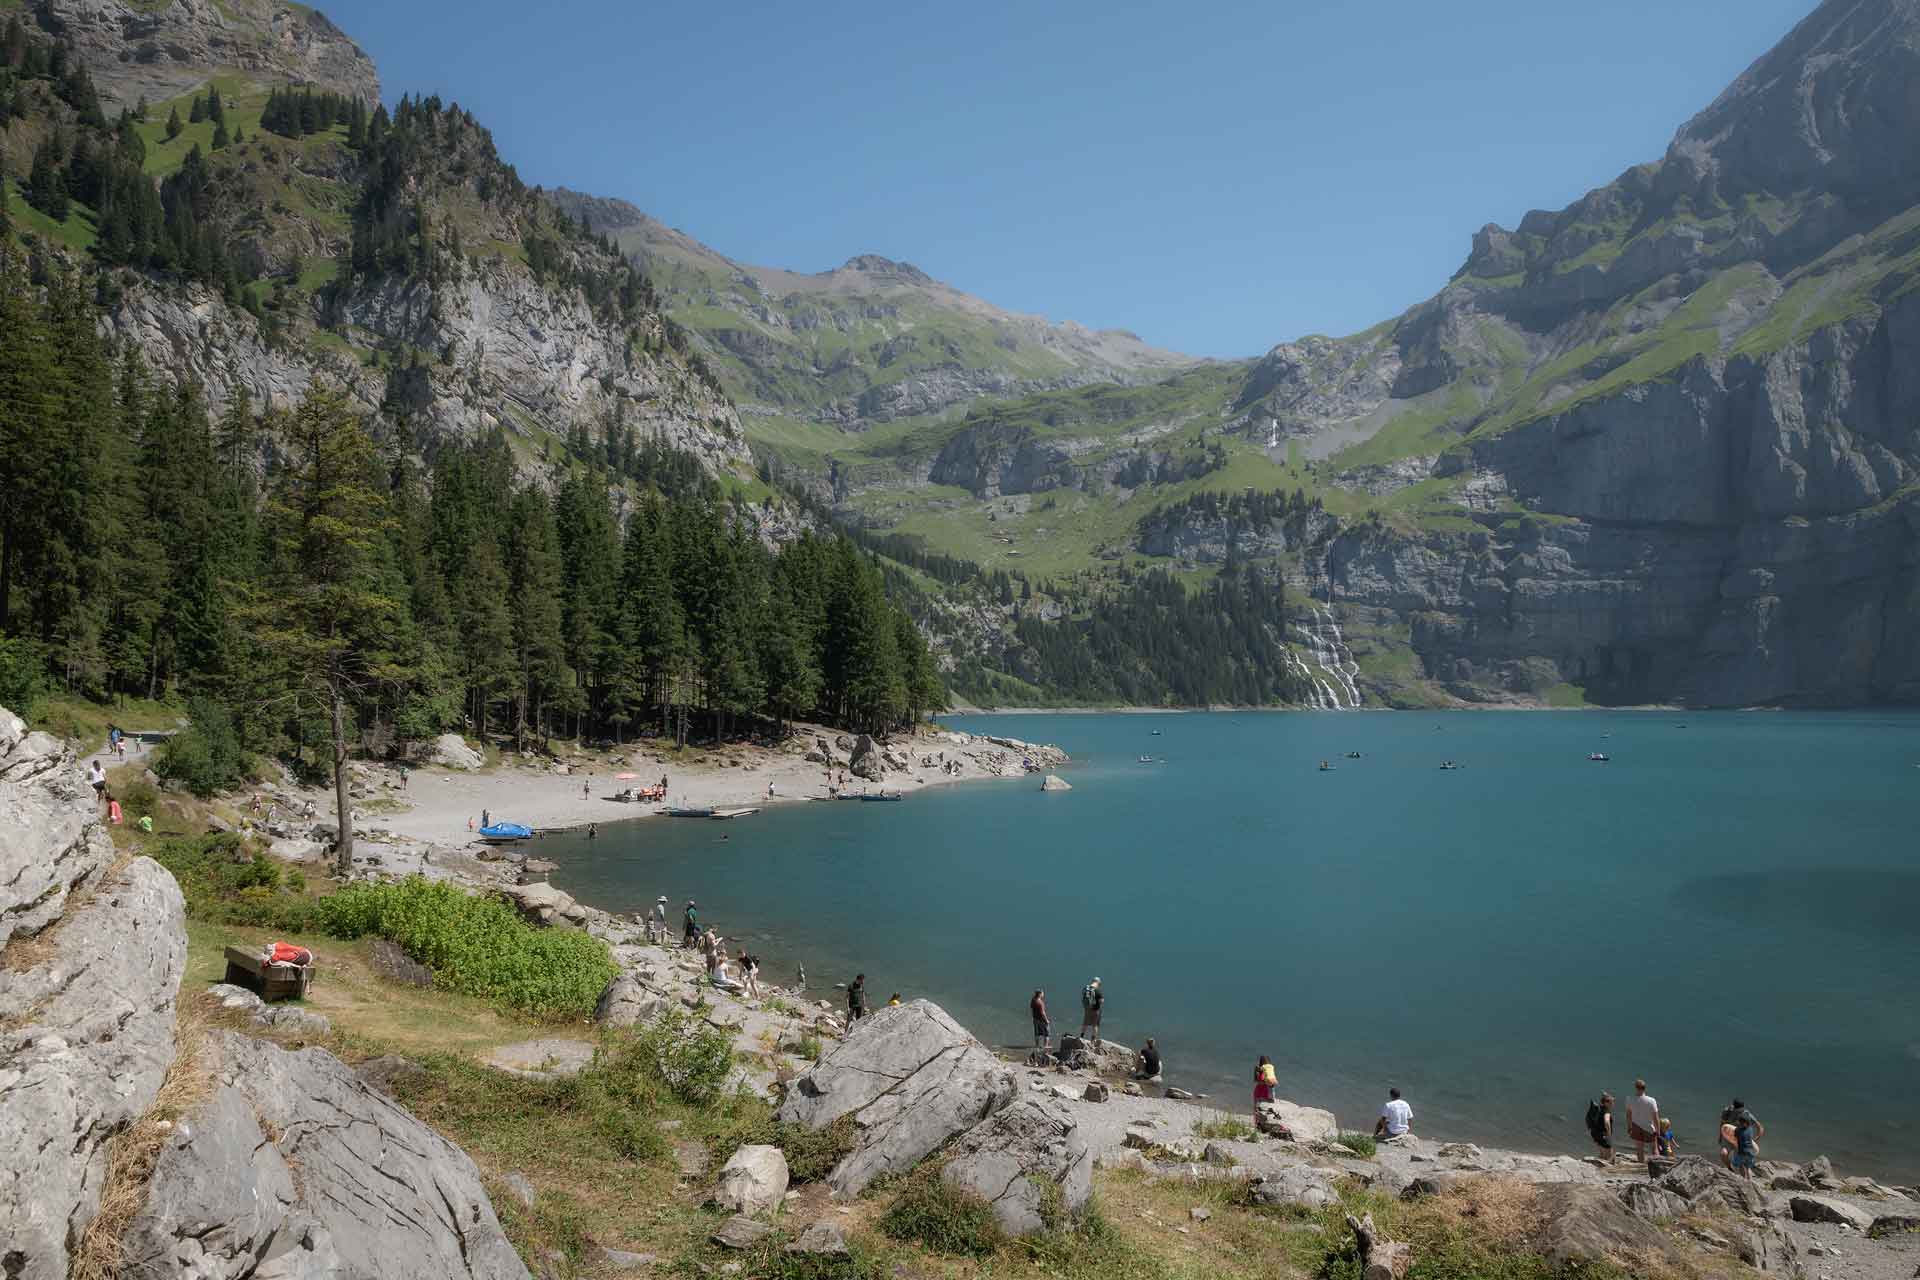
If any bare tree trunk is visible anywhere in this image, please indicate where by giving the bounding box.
[330,677,354,876]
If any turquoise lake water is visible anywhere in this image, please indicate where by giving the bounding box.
[543,711,1920,1179]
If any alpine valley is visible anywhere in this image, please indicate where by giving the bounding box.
[5,0,1919,710]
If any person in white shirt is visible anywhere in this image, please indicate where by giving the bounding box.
[650,895,668,944]
[1374,1087,1413,1139]
[1626,1078,1662,1162]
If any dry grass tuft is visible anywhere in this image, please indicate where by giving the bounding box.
[1430,1175,1543,1248]
[70,998,218,1280]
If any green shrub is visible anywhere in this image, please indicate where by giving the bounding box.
[312,877,617,1019]
[629,1007,735,1105]
[795,1033,823,1063]
[879,1166,1003,1257]
[148,832,319,930]
[155,696,248,797]
[1193,1115,1256,1141]
[1333,1132,1377,1159]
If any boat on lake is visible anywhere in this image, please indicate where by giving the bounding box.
[860,793,903,803]
[1589,752,1610,762]
[663,806,715,818]
[477,822,533,843]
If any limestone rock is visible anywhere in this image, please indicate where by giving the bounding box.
[1617,1181,1690,1222]
[1252,1165,1342,1211]
[778,999,1016,1196]
[426,732,484,770]
[1083,1082,1111,1102]
[594,975,668,1028]
[0,849,186,1280]
[711,1216,773,1250]
[1736,1221,1805,1276]
[711,1145,790,1219]
[355,1054,428,1097]
[848,734,885,782]
[1256,1099,1340,1144]
[785,1222,850,1257]
[1534,1183,1680,1269]
[128,1031,527,1279]
[499,880,587,928]
[1040,774,1072,791]
[1789,1195,1875,1231]
[941,1099,1092,1237]
[1869,1213,1920,1239]
[501,1172,537,1212]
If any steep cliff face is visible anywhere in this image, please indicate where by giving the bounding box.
[41,0,381,107]
[1187,0,1920,707]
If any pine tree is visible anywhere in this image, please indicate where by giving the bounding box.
[165,105,182,140]
[248,390,402,873]
[211,120,229,151]
[188,94,206,125]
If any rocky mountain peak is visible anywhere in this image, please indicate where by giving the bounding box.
[1666,0,1920,203]
[837,253,932,284]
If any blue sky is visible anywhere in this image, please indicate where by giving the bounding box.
[319,0,1814,357]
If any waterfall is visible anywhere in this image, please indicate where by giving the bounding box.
[1290,606,1361,709]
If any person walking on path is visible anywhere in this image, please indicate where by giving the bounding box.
[1626,1079,1662,1162]
[1729,1099,1763,1179]
[88,759,107,808]
[847,973,867,1023]
[1374,1087,1413,1140]
[1079,977,1104,1044]
[1587,1092,1615,1160]
[1030,989,1050,1049]
[1253,1056,1277,1115]
[682,900,699,947]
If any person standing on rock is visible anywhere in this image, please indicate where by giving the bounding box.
[847,973,867,1022]
[1729,1098,1763,1179]
[1625,1078,1662,1163]
[1031,989,1050,1049]
[1374,1087,1413,1141]
[1588,1092,1615,1159]
[88,759,107,808]
[683,900,699,947]
[1079,977,1103,1044]
[650,895,668,944]
[1254,1055,1277,1115]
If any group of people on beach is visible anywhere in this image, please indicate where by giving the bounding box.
[1586,1080,1765,1176]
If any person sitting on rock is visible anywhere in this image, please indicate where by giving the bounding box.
[1134,1038,1161,1081]
[1374,1087,1413,1141]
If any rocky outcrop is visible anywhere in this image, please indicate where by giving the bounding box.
[427,734,484,771]
[593,974,668,1028]
[778,1000,1017,1196]
[710,1145,790,1219]
[126,1031,529,1279]
[42,0,382,109]
[940,1098,1092,1237]
[1255,1099,1340,1145]
[0,710,188,1280]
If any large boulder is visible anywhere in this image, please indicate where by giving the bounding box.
[710,1145,790,1219]
[848,734,884,782]
[1788,1194,1875,1230]
[425,732,484,770]
[1256,1099,1340,1144]
[940,1099,1092,1236]
[125,1031,528,1279]
[0,708,189,1280]
[1617,1182,1689,1221]
[1534,1183,1680,1269]
[593,975,668,1028]
[1251,1164,1342,1211]
[499,880,587,928]
[1659,1155,1767,1216]
[778,1000,1016,1196]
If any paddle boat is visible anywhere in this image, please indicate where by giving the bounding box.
[663,805,715,818]
[1137,754,1156,763]
[477,821,533,844]
[1438,761,1460,771]
[1588,752,1610,762]
[1318,760,1334,771]
[1345,751,1362,759]
[860,792,903,803]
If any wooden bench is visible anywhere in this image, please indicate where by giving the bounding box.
[223,946,315,1001]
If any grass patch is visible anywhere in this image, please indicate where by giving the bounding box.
[1541,682,1592,709]
[880,1165,1005,1257]
[29,693,182,748]
[1332,1132,1378,1158]
[1192,1113,1256,1142]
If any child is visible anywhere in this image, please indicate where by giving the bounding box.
[1657,1117,1677,1158]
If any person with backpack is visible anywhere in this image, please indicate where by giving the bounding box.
[1586,1093,1615,1159]
[1253,1056,1277,1115]
[1080,977,1104,1044]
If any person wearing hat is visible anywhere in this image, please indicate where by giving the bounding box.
[651,895,668,945]
[1080,977,1104,1044]
[683,900,699,947]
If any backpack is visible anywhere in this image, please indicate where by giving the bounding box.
[1082,984,1096,1009]
[1259,1063,1277,1087]
[1585,1100,1605,1140]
